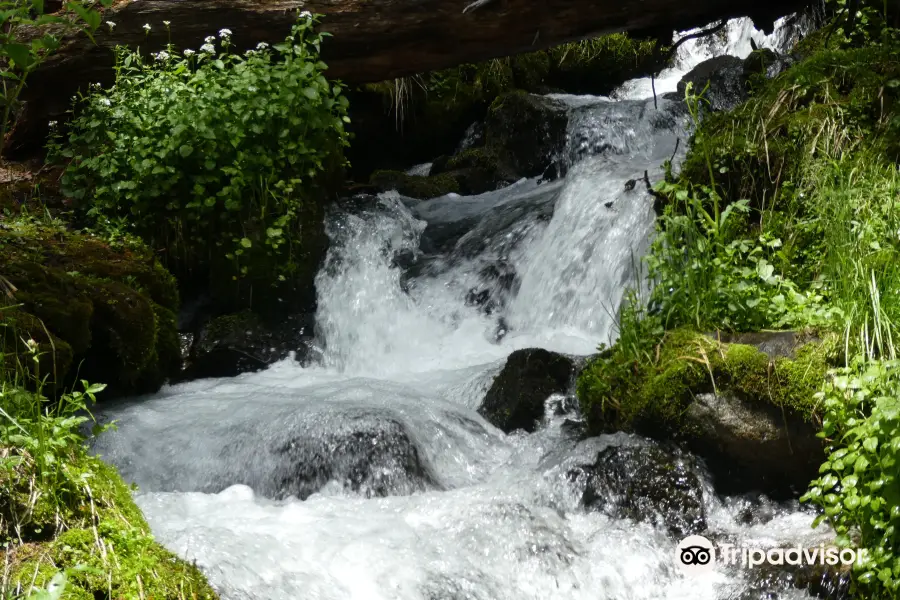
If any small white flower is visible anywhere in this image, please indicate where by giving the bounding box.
[154,50,170,61]
[218,28,232,38]
[163,20,170,27]
[142,23,151,33]
[99,97,111,106]
[256,42,269,50]
[300,10,312,18]
[106,20,116,30]
[25,338,38,351]
[200,43,215,54]
[48,120,57,127]
[205,35,215,43]
[184,49,195,57]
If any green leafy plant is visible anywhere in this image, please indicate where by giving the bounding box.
[52,13,350,290]
[0,0,107,150]
[647,83,833,331]
[802,358,900,598]
[0,308,111,542]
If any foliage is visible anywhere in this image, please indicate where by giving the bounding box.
[0,0,107,151]
[801,358,900,598]
[0,313,110,543]
[51,13,349,292]
[648,83,835,332]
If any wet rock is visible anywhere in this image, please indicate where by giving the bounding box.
[677,55,747,112]
[464,262,520,316]
[743,48,793,84]
[485,91,568,179]
[181,310,313,380]
[479,348,576,433]
[271,414,437,500]
[684,391,822,498]
[369,169,461,199]
[569,444,707,537]
[430,147,518,195]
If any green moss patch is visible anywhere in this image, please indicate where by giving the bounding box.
[369,170,460,199]
[0,218,180,396]
[577,329,838,437]
[3,457,216,600]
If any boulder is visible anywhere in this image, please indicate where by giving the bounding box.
[1,220,180,397]
[676,55,747,112]
[430,147,519,195]
[569,443,707,537]
[268,413,439,500]
[479,348,575,433]
[484,91,568,179]
[369,170,461,199]
[181,310,314,380]
[577,329,833,497]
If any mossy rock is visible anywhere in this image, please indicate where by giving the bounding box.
[3,456,217,600]
[0,219,180,396]
[430,147,518,195]
[485,91,568,179]
[369,170,460,199]
[577,329,839,496]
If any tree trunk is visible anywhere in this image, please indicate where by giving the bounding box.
[9,0,805,156]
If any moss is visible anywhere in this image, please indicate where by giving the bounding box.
[0,218,181,396]
[4,456,217,600]
[369,170,460,199]
[578,329,837,437]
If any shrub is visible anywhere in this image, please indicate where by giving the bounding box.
[52,13,350,292]
[802,359,900,598]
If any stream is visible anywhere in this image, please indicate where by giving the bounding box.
[91,17,835,600]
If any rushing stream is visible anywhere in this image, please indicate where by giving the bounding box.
[91,17,833,600]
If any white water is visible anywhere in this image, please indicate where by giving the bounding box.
[91,17,829,600]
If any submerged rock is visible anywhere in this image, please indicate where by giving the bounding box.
[270,413,438,500]
[479,348,575,433]
[743,556,852,600]
[569,443,707,537]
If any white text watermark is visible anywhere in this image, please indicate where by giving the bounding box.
[676,535,867,576]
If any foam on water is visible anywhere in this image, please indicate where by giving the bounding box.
[91,16,829,600]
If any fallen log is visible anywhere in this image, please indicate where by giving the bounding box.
[10,0,806,156]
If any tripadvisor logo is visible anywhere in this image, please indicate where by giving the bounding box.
[676,535,868,577]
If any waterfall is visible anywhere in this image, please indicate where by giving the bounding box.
[89,17,833,600]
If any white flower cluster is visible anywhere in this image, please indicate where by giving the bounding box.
[300,10,312,18]
[219,28,232,38]
[106,20,115,30]
[200,43,215,54]
[184,49,196,57]
[99,97,112,106]
[142,23,151,33]
[205,35,215,43]
[256,42,269,50]
[153,50,170,61]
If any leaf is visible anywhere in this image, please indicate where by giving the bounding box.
[179,144,193,157]
[240,238,252,248]
[4,43,34,70]
[31,0,44,15]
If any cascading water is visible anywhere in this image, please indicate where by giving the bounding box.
[90,17,833,600]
